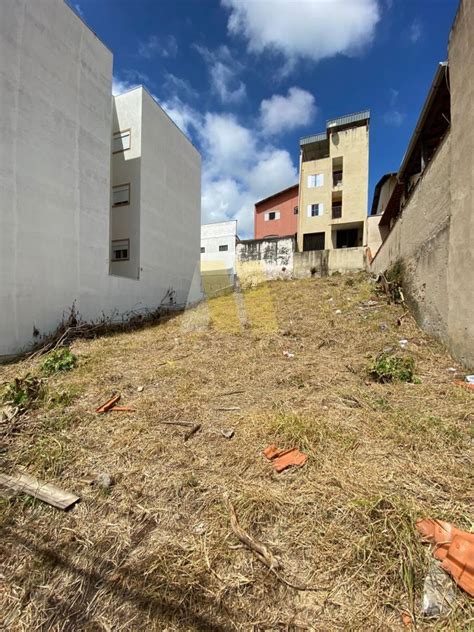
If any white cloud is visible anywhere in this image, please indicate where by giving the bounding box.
[383,88,405,126]
[199,113,255,177]
[222,0,380,65]
[112,75,138,96]
[160,96,202,137]
[260,87,316,136]
[195,45,247,104]
[138,34,178,59]
[73,3,84,18]
[408,19,422,43]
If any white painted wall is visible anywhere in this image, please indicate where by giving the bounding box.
[0,0,201,356]
[200,221,237,276]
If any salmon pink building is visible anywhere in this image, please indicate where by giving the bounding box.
[254,184,299,239]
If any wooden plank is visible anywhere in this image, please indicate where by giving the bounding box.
[0,472,80,510]
[95,394,121,413]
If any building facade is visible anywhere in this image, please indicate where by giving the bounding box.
[0,0,201,356]
[254,184,299,240]
[297,111,369,253]
[370,0,474,368]
[200,221,237,294]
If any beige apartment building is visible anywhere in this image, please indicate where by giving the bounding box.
[297,111,369,252]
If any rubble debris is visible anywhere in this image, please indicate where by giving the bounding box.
[453,380,474,392]
[193,521,207,535]
[137,386,144,392]
[214,406,240,411]
[109,406,135,412]
[465,375,474,384]
[0,471,79,510]
[335,309,342,315]
[380,323,389,332]
[399,339,409,349]
[416,518,474,597]
[95,394,121,413]
[263,444,307,472]
[283,351,295,358]
[421,559,455,618]
[221,428,235,439]
[400,611,412,627]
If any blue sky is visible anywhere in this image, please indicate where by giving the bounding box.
[70,0,458,237]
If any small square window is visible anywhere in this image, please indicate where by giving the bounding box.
[269,211,276,220]
[201,246,205,253]
[113,129,131,154]
[112,239,130,261]
[307,203,323,217]
[112,183,130,207]
[219,244,228,252]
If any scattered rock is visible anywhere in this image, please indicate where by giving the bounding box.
[335,309,342,315]
[193,521,207,535]
[221,428,235,439]
[399,339,409,349]
[380,323,389,332]
[137,386,144,392]
[95,472,113,490]
[283,351,295,358]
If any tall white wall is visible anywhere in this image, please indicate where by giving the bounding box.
[0,0,113,355]
[0,1,201,356]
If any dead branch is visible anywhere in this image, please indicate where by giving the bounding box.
[184,424,202,441]
[224,492,329,592]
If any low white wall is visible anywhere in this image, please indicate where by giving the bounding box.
[236,236,294,282]
[293,247,366,278]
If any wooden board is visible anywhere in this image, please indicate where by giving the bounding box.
[0,472,80,510]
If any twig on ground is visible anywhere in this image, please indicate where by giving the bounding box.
[224,492,328,592]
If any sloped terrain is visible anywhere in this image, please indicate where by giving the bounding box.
[1,274,473,631]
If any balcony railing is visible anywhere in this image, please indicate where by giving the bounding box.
[332,205,342,219]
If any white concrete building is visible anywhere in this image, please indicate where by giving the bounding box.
[200,221,237,276]
[200,221,237,294]
[0,0,201,357]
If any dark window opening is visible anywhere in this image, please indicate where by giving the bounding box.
[268,211,276,220]
[219,244,229,252]
[335,229,359,249]
[293,206,298,215]
[333,170,343,186]
[303,232,325,251]
[332,204,342,219]
[200,247,205,253]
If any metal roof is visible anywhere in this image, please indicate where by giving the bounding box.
[327,110,370,129]
[300,131,327,146]
[300,110,370,147]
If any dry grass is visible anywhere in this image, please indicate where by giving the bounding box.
[0,273,473,631]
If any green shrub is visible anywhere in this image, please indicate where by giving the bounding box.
[41,348,77,375]
[369,352,417,383]
[1,374,45,411]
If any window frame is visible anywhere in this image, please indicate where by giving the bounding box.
[112,183,131,208]
[112,129,132,155]
[111,238,130,262]
[307,203,324,217]
[200,246,205,253]
[308,173,324,188]
[219,244,229,252]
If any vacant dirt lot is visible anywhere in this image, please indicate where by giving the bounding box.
[1,274,473,630]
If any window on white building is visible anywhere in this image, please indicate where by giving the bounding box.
[201,246,205,253]
[112,184,130,207]
[113,129,131,153]
[112,239,129,261]
[307,174,324,188]
[307,203,324,217]
[219,244,229,251]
